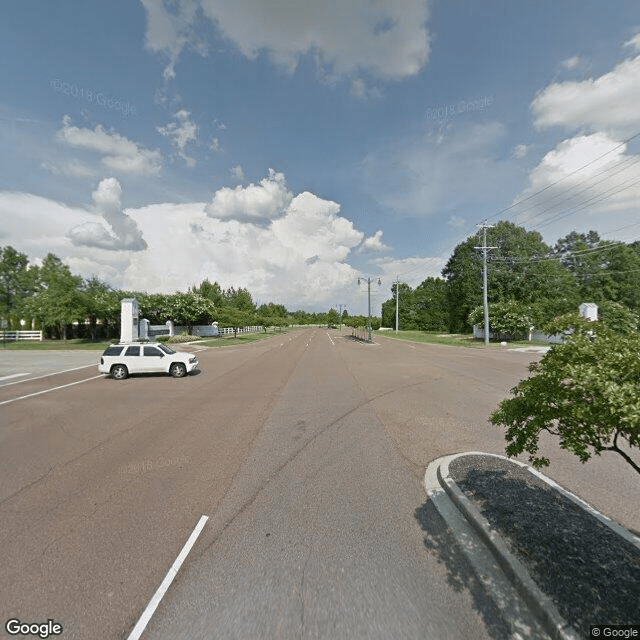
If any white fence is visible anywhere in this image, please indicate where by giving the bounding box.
[148,324,264,338]
[351,327,371,342]
[1,330,43,341]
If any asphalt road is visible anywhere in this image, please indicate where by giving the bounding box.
[1,329,637,639]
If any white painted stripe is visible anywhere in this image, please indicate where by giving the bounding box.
[127,515,209,640]
[0,375,103,406]
[0,363,96,387]
[0,373,30,382]
[326,333,335,346]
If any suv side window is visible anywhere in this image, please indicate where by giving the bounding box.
[125,346,140,356]
[143,346,163,357]
[103,346,124,356]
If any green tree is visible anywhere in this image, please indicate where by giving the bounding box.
[381,282,415,329]
[25,254,85,339]
[0,246,36,324]
[191,279,224,308]
[597,300,639,334]
[443,221,575,332]
[553,230,607,302]
[81,277,118,340]
[223,286,255,312]
[326,308,340,327]
[468,300,533,340]
[413,277,448,331]
[598,243,640,312]
[216,307,255,338]
[257,302,288,318]
[491,322,640,476]
[166,292,216,333]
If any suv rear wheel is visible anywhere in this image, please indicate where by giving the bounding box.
[111,364,129,380]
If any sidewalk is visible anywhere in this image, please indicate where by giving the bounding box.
[424,453,640,639]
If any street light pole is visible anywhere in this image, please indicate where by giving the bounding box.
[395,276,399,334]
[358,277,381,342]
[337,303,346,332]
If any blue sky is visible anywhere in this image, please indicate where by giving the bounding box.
[1,0,639,314]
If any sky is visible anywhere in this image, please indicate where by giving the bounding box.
[1,0,640,316]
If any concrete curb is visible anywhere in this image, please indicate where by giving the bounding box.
[438,453,580,640]
[424,452,590,640]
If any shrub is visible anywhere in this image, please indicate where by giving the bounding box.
[168,334,200,343]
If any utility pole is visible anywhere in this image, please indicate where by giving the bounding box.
[395,276,399,334]
[358,277,381,342]
[475,222,496,345]
[337,303,346,332]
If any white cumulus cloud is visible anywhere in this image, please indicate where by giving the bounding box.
[532,47,640,137]
[359,230,390,253]
[206,169,293,222]
[512,133,640,240]
[68,178,147,251]
[57,116,163,176]
[0,171,377,311]
[142,0,431,85]
[157,109,198,167]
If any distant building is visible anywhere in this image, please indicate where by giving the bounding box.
[579,302,598,322]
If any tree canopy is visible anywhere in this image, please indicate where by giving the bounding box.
[491,320,640,476]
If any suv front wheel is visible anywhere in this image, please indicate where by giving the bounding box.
[111,364,129,380]
[170,362,187,378]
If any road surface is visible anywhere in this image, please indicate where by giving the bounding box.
[1,329,637,639]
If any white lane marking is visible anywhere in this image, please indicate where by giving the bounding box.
[0,363,96,388]
[127,515,209,640]
[326,333,335,346]
[0,373,30,382]
[0,375,104,406]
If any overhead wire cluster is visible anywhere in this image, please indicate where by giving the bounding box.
[376,129,640,318]
[465,129,640,273]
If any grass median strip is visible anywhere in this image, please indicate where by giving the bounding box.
[376,330,551,349]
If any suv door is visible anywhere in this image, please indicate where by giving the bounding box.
[123,345,142,373]
[142,345,166,372]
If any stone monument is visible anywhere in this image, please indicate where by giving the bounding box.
[120,298,139,343]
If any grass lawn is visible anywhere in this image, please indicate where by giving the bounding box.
[374,330,551,349]
[198,329,291,348]
[0,327,297,351]
[0,338,112,350]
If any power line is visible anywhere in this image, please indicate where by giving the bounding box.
[484,130,640,225]
[514,156,640,229]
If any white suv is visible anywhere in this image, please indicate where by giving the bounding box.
[99,342,199,379]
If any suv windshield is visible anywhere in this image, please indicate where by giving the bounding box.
[158,344,176,355]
